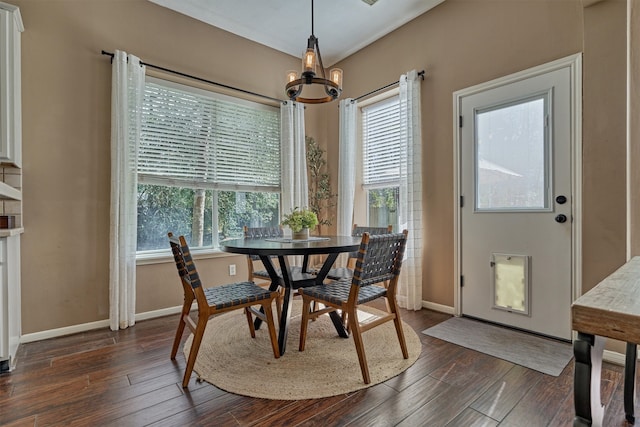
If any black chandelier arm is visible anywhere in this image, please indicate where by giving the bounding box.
[286,77,341,104]
[313,38,327,80]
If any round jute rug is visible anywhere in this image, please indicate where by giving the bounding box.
[184,300,422,400]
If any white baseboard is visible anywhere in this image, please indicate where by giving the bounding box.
[21,319,111,343]
[422,300,455,315]
[603,349,626,366]
[20,305,186,344]
[135,305,185,321]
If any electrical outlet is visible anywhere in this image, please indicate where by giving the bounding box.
[229,264,236,276]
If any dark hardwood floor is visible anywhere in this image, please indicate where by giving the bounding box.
[0,304,635,426]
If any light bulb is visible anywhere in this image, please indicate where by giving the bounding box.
[286,70,298,83]
[329,68,343,89]
[303,48,316,74]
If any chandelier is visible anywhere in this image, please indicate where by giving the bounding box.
[285,0,343,104]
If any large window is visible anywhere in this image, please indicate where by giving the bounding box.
[136,78,281,253]
[361,95,400,230]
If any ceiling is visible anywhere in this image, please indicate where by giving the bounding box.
[148,0,446,66]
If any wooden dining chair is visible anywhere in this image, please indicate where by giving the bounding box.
[297,230,409,384]
[168,232,280,388]
[243,226,284,285]
[325,224,393,281]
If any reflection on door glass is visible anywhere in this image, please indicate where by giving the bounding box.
[475,96,547,210]
[492,253,529,315]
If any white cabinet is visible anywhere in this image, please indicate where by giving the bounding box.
[0,2,22,167]
[0,234,20,372]
[0,1,21,372]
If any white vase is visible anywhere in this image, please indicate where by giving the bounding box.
[292,228,309,240]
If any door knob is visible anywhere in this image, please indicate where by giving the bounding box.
[555,214,567,223]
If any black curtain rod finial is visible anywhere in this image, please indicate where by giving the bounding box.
[353,69,426,102]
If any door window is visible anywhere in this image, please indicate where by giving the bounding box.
[475,94,550,212]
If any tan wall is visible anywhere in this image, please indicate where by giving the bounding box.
[325,0,585,306]
[14,0,631,335]
[581,0,628,292]
[15,0,298,334]
[630,0,640,256]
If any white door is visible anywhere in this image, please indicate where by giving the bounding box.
[459,65,574,340]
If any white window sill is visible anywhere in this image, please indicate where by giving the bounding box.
[136,248,240,266]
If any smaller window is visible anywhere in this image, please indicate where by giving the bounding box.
[361,95,400,230]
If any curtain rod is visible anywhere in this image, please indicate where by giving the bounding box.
[353,70,425,102]
[101,50,284,104]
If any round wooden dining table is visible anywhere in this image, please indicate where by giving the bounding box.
[221,235,361,355]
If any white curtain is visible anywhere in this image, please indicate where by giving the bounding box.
[337,98,358,237]
[109,50,145,330]
[398,70,423,310]
[280,100,308,222]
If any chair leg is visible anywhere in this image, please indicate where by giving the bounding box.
[245,307,256,338]
[349,306,371,384]
[171,297,193,359]
[341,309,350,333]
[182,315,208,388]
[298,297,312,351]
[388,297,409,359]
[262,300,280,359]
[276,287,284,319]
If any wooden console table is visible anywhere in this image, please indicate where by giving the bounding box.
[572,257,640,426]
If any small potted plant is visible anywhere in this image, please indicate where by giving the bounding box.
[281,207,319,240]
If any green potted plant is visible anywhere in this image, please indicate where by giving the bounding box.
[281,207,319,240]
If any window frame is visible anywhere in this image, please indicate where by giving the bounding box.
[135,77,281,261]
[357,89,401,230]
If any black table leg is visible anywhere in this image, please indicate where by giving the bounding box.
[625,343,637,424]
[313,252,349,338]
[328,311,349,338]
[573,332,605,426]
[276,255,295,355]
[253,254,283,331]
[277,285,294,355]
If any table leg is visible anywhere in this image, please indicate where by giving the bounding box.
[625,343,637,424]
[253,255,283,331]
[276,255,295,355]
[573,332,605,427]
[329,311,349,338]
[313,252,349,338]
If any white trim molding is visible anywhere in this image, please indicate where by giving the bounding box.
[422,300,455,315]
[21,304,188,344]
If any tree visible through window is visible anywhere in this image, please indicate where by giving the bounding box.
[361,95,400,230]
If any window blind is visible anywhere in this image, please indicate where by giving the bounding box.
[138,79,281,191]
[362,95,401,187]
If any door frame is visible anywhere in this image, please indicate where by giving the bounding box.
[452,53,583,318]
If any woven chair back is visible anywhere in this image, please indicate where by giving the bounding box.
[243,226,283,239]
[243,226,283,260]
[168,234,203,290]
[352,231,408,288]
